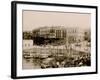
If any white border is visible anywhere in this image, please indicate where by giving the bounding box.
[17,3,96,77]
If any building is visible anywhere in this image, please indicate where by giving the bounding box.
[23,40,33,50]
[37,26,67,39]
[32,26,86,45]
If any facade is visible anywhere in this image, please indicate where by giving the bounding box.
[23,40,33,50]
[32,26,86,45]
[38,26,68,39]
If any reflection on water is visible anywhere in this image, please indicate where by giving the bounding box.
[22,58,41,69]
[22,51,91,69]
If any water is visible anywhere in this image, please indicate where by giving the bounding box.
[22,58,41,69]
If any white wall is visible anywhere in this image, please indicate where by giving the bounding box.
[23,40,33,49]
[0,0,99,80]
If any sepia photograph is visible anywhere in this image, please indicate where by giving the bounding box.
[22,10,91,69]
[11,1,97,79]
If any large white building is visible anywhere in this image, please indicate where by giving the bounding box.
[34,26,86,43]
[23,40,33,50]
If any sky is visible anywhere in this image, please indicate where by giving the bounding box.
[22,10,91,31]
